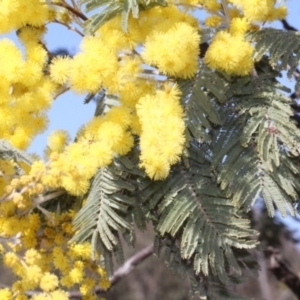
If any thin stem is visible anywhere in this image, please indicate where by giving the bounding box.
[33,189,65,205]
[221,0,230,25]
[49,1,88,21]
[54,86,71,100]
[54,19,84,37]
[142,69,164,76]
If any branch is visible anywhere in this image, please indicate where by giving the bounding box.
[54,19,84,37]
[50,1,88,21]
[267,247,300,299]
[109,244,154,286]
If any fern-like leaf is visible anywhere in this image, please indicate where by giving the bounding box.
[141,143,257,283]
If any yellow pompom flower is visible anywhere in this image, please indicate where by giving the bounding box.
[203,0,221,11]
[104,106,132,130]
[69,37,118,93]
[229,17,250,36]
[25,249,41,266]
[0,39,24,82]
[267,6,288,22]
[228,0,287,22]
[25,42,47,66]
[204,31,254,76]
[50,56,71,85]
[112,131,134,155]
[47,130,70,153]
[3,252,19,268]
[0,288,13,300]
[17,26,47,45]
[23,265,43,288]
[205,15,222,27]
[49,290,69,300]
[142,22,200,78]
[40,273,59,292]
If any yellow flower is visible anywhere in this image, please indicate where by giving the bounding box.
[137,84,185,179]
[24,265,43,287]
[50,56,71,85]
[0,288,13,300]
[48,130,70,153]
[49,290,69,300]
[229,17,249,36]
[69,266,84,284]
[142,22,200,78]
[40,273,59,292]
[204,31,254,76]
[205,15,222,27]
[4,252,19,268]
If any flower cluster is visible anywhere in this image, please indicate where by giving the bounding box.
[142,22,200,78]
[137,84,185,179]
[201,0,287,75]
[0,35,55,150]
[0,207,109,300]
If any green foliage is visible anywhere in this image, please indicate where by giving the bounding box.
[142,143,257,281]
[70,8,300,298]
[71,154,146,274]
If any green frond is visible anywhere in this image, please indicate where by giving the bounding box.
[71,162,135,251]
[178,66,229,143]
[155,236,257,300]
[249,28,300,74]
[140,144,257,283]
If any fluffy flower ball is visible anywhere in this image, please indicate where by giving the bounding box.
[204,31,254,76]
[142,22,200,78]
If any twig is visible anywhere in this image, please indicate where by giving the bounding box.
[33,189,65,205]
[109,244,154,286]
[221,0,230,25]
[49,1,88,21]
[54,20,84,37]
[54,86,71,100]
